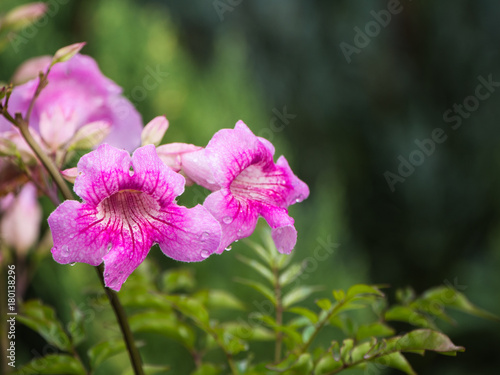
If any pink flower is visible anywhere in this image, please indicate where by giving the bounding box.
[48,144,222,291]
[0,182,42,256]
[182,121,309,254]
[0,54,142,151]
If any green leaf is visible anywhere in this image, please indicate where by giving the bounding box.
[418,287,500,321]
[214,329,249,355]
[384,329,465,355]
[356,322,395,341]
[244,239,274,267]
[220,322,275,341]
[236,254,275,284]
[120,288,172,310]
[279,263,303,287]
[372,352,416,375]
[283,286,320,308]
[195,289,246,310]
[122,364,171,375]
[129,310,196,349]
[384,305,436,329]
[332,289,345,301]
[88,339,126,369]
[191,363,222,375]
[340,338,355,363]
[316,298,332,311]
[67,303,85,346]
[12,354,86,375]
[396,287,416,304]
[235,278,276,305]
[284,353,313,374]
[17,300,72,351]
[346,284,385,299]
[166,295,210,327]
[162,268,196,292]
[314,353,343,375]
[288,307,318,324]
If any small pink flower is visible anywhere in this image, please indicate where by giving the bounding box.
[1,54,142,151]
[0,183,42,256]
[48,144,222,291]
[182,121,309,254]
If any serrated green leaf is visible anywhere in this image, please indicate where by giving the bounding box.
[236,278,276,305]
[356,322,395,341]
[129,310,196,349]
[279,263,303,287]
[288,307,318,324]
[12,354,86,375]
[372,352,416,375]
[88,339,126,369]
[236,254,275,284]
[162,268,196,292]
[384,305,436,329]
[283,286,320,308]
[17,300,72,351]
[191,363,222,375]
[346,284,384,299]
[122,364,171,375]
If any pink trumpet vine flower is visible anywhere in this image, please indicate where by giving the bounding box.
[48,144,222,291]
[182,121,309,254]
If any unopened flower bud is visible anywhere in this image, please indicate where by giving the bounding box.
[141,116,169,146]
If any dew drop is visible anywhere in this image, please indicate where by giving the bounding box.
[60,245,70,257]
[223,216,233,224]
[104,272,110,278]
[224,245,232,251]
[200,250,210,259]
[69,262,76,267]
[200,231,210,241]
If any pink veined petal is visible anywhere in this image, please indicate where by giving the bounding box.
[130,145,185,207]
[259,205,297,254]
[102,229,154,291]
[206,121,272,188]
[275,156,310,206]
[74,144,132,207]
[155,204,222,261]
[203,190,259,253]
[48,200,112,266]
[181,149,221,191]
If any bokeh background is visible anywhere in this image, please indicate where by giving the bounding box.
[1,0,499,374]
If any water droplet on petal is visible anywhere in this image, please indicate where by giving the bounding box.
[200,250,210,259]
[69,262,76,266]
[234,239,238,243]
[129,169,134,176]
[200,231,210,241]
[223,216,233,224]
[224,245,232,251]
[60,245,70,257]
[104,272,110,278]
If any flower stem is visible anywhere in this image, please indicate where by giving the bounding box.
[2,111,145,375]
[96,264,144,375]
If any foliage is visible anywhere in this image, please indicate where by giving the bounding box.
[13,229,497,375]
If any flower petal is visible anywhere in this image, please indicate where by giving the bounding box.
[156,142,202,172]
[204,190,259,253]
[181,148,221,191]
[156,204,222,261]
[276,156,310,206]
[130,145,185,207]
[208,122,272,188]
[260,205,297,254]
[74,144,132,206]
[49,200,111,265]
[102,230,154,291]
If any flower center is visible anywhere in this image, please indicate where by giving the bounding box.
[230,164,287,205]
[96,189,160,231]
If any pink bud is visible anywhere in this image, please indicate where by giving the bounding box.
[141,116,169,146]
[61,167,78,184]
[0,183,42,256]
[51,42,86,66]
[11,56,52,85]
[2,2,47,31]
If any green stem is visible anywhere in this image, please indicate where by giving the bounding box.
[273,265,283,363]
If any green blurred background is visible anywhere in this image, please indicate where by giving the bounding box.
[1,0,499,373]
